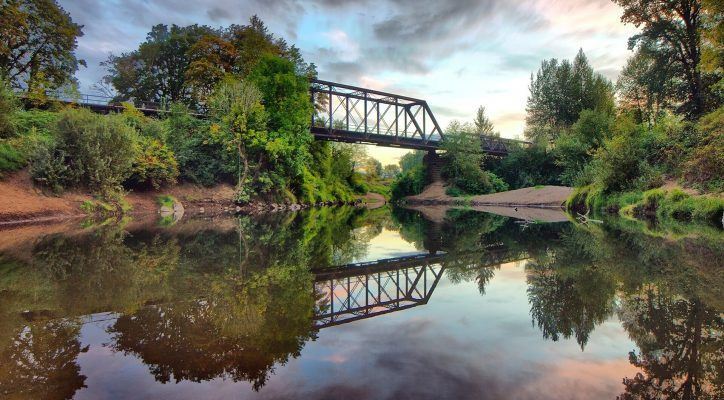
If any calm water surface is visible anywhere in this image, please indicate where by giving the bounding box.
[0,207,721,399]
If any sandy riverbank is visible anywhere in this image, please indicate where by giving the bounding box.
[405,182,573,208]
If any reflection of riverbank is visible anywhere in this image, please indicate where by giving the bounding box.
[405,203,571,223]
[404,182,573,208]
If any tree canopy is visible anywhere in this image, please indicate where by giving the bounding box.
[102,16,316,109]
[525,49,615,143]
[0,0,85,91]
[613,0,722,118]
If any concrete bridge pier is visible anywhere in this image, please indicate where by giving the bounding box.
[423,150,443,184]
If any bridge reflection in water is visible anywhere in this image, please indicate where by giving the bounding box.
[311,247,524,330]
[312,254,446,329]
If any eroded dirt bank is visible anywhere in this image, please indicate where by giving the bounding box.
[405,182,573,208]
[0,170,381,227]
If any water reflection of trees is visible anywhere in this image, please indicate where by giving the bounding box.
[403,207,723,397]
[0,320,88,400]
[107,263,316,390]
[521,219,723,397]
[0,206,390,395]
[0,206,721,397]
[617,290,723,400]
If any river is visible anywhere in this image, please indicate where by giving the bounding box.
[0,206,721,399]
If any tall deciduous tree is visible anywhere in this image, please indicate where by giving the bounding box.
[103,24,213,105]
[0,0,85,90]
[207,77,268,198]
[102,16,315,109]
[613,0,719,118]
[525,49,614,143]
[616,45,677,126]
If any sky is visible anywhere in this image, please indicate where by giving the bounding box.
[59,0,639,165]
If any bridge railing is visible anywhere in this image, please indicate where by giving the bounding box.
[14,88,168,113]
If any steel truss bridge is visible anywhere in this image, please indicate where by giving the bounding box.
[311,247,526,330]
[17,80,528,155]
[310,79,528,154]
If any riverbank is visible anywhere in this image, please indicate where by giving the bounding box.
[0,169,387,226]
[403,182,573,208]
[567,183,724,228]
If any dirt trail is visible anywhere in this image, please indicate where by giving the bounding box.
[406,182,573,208]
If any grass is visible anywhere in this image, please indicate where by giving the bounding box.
[157,194,176,209]
[0,141,25,177]
[567,185,723,227]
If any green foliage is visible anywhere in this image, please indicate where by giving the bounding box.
[126,136,179,190]
[0,0,85,91]
[0,79,18,138]
[165,104,229,186]
[243,55,318,201]
[30,108,137,196]
[586,115,666,193]
[11,109,59,137]
[0,142,25,176]
[682,107,724,192]
[616,45,676,125]
[103,16,314,109]
[525,49,615,142]
[157,195,176,209]
[486,171,509,193]
[489,142,562,189]
[613,0,720,118]
[441,121,493,195]
[554,109,614,186]
[658,194,724,225]
[391,165,425,199]
[207,77,268,199]
[569,185,723,227]
[399,151,425,173]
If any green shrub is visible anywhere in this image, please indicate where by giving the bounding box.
[587,115,668,193]
[165,104,230,186]
[126,137,179,190]
[11,110,59,137]
[0,142,25,176]
[642,188,666,211]
[446,186,465,197]
[31,109,138,196]
[667,188,690,202]
[0,79,19,138]
[682,107,724,192]
[157,195,176,209]
[659,195,724,225]
[391,165,425,200]
[486,171,509,193]
[30,144,72,193]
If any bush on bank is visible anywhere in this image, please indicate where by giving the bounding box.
[568,186,723,227]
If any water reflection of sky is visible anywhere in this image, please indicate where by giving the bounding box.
[348,227,424,264]
[72,257,639,400]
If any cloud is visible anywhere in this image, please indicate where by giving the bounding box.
[58,0,637,139]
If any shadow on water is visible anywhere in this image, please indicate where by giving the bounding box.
[0,205,721,398]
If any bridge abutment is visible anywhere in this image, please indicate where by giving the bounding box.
[423,150,443,184]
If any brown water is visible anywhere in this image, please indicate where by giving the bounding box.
[0,207,721,399]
